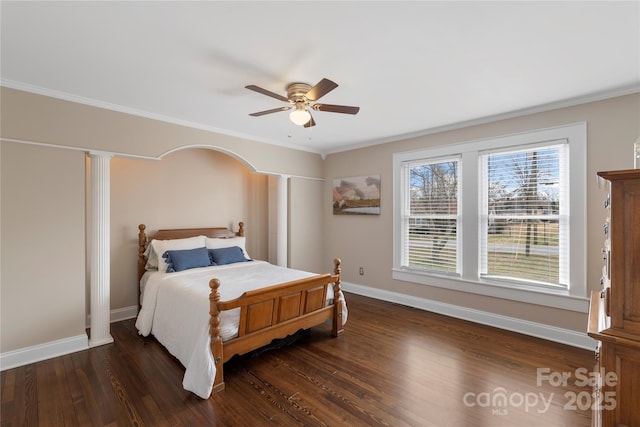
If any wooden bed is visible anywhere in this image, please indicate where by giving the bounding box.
[137,222,344,393]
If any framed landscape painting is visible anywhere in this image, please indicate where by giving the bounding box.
[333,175,381,215]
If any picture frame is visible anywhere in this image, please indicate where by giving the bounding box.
[332,174,381,215]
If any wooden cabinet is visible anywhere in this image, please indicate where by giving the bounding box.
[588,169,640,427]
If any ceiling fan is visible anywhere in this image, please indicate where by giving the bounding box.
[245,78,360,127]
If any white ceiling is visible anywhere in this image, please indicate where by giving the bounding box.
[2,1,639,155]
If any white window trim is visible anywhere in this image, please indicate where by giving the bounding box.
[393,123,588,313]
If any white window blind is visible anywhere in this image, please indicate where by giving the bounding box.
[401,158,460,274]
[479,142,569,288]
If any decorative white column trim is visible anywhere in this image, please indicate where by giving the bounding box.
[276,174,290,267]
[88,152,114,347]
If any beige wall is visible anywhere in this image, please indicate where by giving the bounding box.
[109,148,269,311]
[289,177,326,274]
[1,142,86,352]
[324,93,640,333]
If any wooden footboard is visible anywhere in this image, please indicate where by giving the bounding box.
[208,258,343,392]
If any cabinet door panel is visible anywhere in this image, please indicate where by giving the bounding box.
[601,344,640,427]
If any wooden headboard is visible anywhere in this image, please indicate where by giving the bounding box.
[137,222,244,283]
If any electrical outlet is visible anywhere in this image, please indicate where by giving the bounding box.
[359,267,364,276]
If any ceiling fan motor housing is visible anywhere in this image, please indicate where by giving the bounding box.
[287,83,312,104]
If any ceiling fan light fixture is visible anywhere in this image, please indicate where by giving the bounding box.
[289,108,311,126]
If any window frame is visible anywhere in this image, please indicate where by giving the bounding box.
[392,123,588,312]
[401,156,462,276]
[478,141,569,289]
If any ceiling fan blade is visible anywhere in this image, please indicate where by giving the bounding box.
[304,78,338,101]
[312,103,360,115]
[245,85,289,102]
[304,113,316,128]
[249,106,291,117]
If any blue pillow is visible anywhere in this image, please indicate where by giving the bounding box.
[208,246,249,265]
[163,247,211,272]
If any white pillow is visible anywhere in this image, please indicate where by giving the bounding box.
[205,236,250,260]
[143,244,159,271]
[151,235,206,273]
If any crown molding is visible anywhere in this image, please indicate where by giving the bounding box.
[0,79,322,155]
[324,83,640,156]
[3,79,638,158]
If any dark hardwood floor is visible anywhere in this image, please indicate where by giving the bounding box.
[2,293,595,426]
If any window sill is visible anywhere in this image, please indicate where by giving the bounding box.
[391,268,589,313]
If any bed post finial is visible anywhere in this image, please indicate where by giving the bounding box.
[333,258,341,276]
[209,278,225,392]
[237,222,244,237]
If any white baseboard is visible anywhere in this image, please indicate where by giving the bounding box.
[85,305,138,327]
[0,334,89,371]
[2,306,139,372]
[110,305,138,323]
[1,291,595,373]
[341,281,597,350]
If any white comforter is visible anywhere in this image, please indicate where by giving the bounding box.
[135,260,347,398]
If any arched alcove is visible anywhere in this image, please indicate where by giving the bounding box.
[158,144,260,174]
[108,147,270,311]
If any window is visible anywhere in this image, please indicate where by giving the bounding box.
[393,123,587,311]
[479,143,568,289]
[401,158,460,274]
